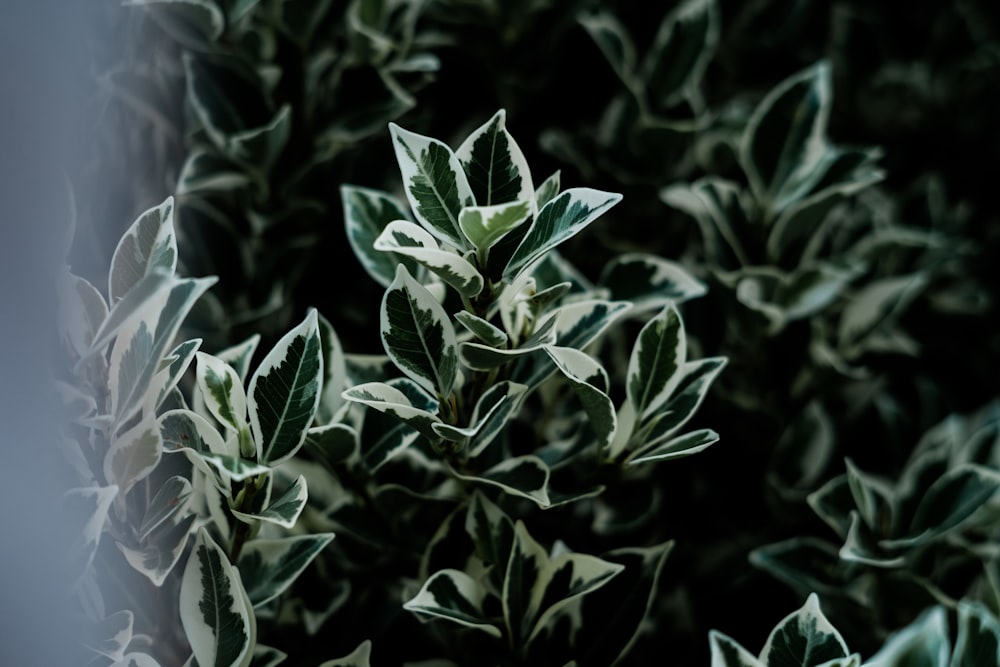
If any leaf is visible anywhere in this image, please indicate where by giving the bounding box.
[545,347,616,451]
[374,220,483,297]
[709,631,764,667]
[864,606,949,667]
[627,428,720,465]
[454,456,554,508]
[837,273,928,352]
[344,381,441,439]
[216,335,261,383]
[904,464,1000,544]
[150,338,202,410]
[196,352,248,433]
[642,0,719,108]
[176,149,252,195]
[952,602,1000,667]
[503,188,622,282]
[389,122,475,248]
[82,610,133,662]
[758,593,850,667]
[124,0,224,50]
[104,414,162,496]
[317,312,348,423]
[238,534,334,606]
[466,382,529,458]
[229,104,292,171]
[380,265,459,397]
[109,197,177,304]
[465,491,516,571]
[535,171,561,209]
[627,304,686,421]
[638,356,727,442]
[342,185,421,287]
[304,423,358,469]
[232,475,308,529]
[455,311,508,347]
[599,253,706,309]
[741,61,833,206]
[139,475,193,541]
[404,569,502,637]
[458,200,534,255]
[660,176,750,267]
[118,513,196,586]
[180,528,255,667]
[578,9,640,94]
[455,109,535,209]
[248,309,324,465]
[318,640,373,667]
[249,645,286,667]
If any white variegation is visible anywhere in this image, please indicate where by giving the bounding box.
[343,382,442,441]
[455,311,508,347]
[196,352,248,434]
[534,170,561,209]
[374,220,483,297]
[231,475,308,528]
[545,346,617,451]
[708,630,764,667]
[453,456,553,508]
[758,593,850,666]
[341,184,419,288]
[109,197,178,304]
[455,109,536,211]
[238,533,334,607]
[626,428,719,465]
[626,303,686,422]
[599,253,707,309]
[104,413,162,496]
[404,569,502,637]
[458,201,533,256]
[318,640,373,667]
[65,485,118,587]
[838,273,928,355]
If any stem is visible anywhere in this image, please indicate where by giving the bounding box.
[227,473,264,564]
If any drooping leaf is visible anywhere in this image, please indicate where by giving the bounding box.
[503,188,622,282]
[545,346,617,451]
[342,185,421,287]
[180,528,255,667]
[238,534,334,607]
[456,109,535,209]
[374,220,483,297]
[248,309,324,465]
[404,569,503,637]
[380,265,459,397]
[109,196,177,304]
[389,122,475,248]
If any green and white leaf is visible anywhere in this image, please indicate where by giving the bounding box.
[454,456,554,508]
[180,528,255,667]
[459,319,556,371]
[216,335,261,383]
[150,338,202,410]
[627,428,720,465]
[535,171,561,209]
[660,176,750,267]
[709,630,764,667]
[578,10,640,93]
[317,312,348,423]
[343,381,441,442]
[380,265,458,397]
[104,413,162,496]
[864,606,949,667]
[951,602,1000,667]
[196,352,248,434]
[455,108,535,209]
[545,346,616,451]
[374,220,483,297]
[317,640,372,667]
[118,513,196,586]
[467,382,528,459]
[627,303,686,421]
[838,273,929,354]
[902,464,1000,545]
[109,196,177,303]
[599,253,706,309]
[389,122,474,248]
[138,475,193,541]
[232,475,308,529]
[455,311,508,348]
[342,185,420,287]
[404,569,502,637]
[503,188,622,282]
[176,149,251,195]
[459,200,533,257]
[83,610,133,662]
[248,309,324,465]
[642,0,719,108]
[758,593,850,667]
[238,534,334,607]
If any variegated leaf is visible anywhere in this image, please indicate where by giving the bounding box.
[643,0,719,107]
[627,428,720,465]
[456,109,535,209]
[374,220,483,297]
[238,533,334,606]
[709,631,764,667]
[58,271,108,359]
[343,381,442,443]
[454,456,554,508]
[759,593,850,666]
[455,311,508,348]
[248,309,323,465]
[138,475,192,541]
[318,640,373,667]
[503,188,622,282]
[627,303,686,421]
[864,606,949,667]
[196,352,248,433]
[535,171,561,209]
[342,185,420,287]
[660,176,750,267]
[545,346,616,451]
[404,569,502,637]
[837,273,928,354]
[380,265,458,397]
[467,381,528,459]
[389,122,475,248]
[458,201,533,256]
[600,253,706,309]
[232,475,307,529]
[741,61,832,207]
[431,388,509,443]
[639,356,727,441]
[216,334,261,383]
[104,413,162,496]
[304,423,359,469]
[952,602,1000,667]
[118,513,196,586]
[903,464,1000,544]
[176,149,251,195]
[180,528,255,667]
[465,491,515,570]
[317,312,347,423]
[459,320,556,371]
[109,197,177,303]
[83,610,133,662]
[150,338,202,410]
